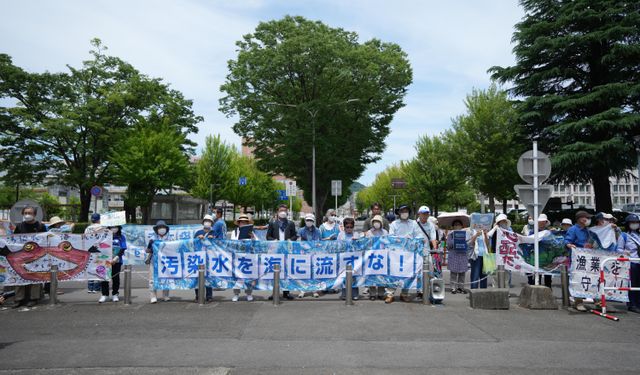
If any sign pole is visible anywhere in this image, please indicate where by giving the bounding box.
[335,194,338,213]
[533,141,540,285]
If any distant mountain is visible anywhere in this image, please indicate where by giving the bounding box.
[350,182,366,193]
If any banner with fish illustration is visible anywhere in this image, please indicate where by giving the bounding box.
[0,232,113,286]
[152,236,425,291]
[495,228,570,275]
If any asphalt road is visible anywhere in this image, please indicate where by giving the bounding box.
[1,271,639,374]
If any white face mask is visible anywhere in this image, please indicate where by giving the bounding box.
[157,228,167,236]
[328,215,336,223]
[499,223,509,229]
[203,221,212,229]
[528,220,534,226]
[629,223,639,231]
[400,212,409,220]
[110,228,119,234]
[23,214,34,222]
[373,222,382,230]
[305,221,314,228]
[278,211,287,219]
[584,219,591,227]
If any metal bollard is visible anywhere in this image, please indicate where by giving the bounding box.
[49,265,58,305]
[423,255,431,305]
[272,264,281,306]
[497,265,506,289]
[345,264,354,306]
[560,264,570,308]
[197,264,206,306]
[124,264,132,305]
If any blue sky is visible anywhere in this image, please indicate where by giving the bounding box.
[0,0,524,185]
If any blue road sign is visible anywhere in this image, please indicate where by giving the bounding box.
[90,186,103,197]
[277,190,287,201]
[239,177,247,186]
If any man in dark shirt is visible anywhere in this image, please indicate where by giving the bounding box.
[12,206,47,308]
[266,205,297,300]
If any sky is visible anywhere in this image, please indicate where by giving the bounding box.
[0,0,524,186]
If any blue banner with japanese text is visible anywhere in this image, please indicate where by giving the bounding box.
[152,236,424,291]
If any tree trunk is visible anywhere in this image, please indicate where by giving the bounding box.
[15,184,19,202]
[488,196,496,213]
[592,174,612,213]
[79,187,91,223]
[141,205,151,225]
[316,191,328,220]
[124,200,136,224]
[503,199,508,214]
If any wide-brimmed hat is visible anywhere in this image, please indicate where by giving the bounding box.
[202,214,214,223]
[235,214,252,225]
[371,215,384,225]
[575,211,593,220]
[153,220,169,233]
[495,213,511,227]
[561,218,572,226]
[538,213,550,225]
[48,216,66,227]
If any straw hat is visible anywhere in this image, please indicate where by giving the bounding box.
[48,216,66,226]
[235,214,252,225]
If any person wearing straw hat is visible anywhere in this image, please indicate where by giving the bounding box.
[231,214,256,302]
[46,216,69,233]
[146,220,171,304]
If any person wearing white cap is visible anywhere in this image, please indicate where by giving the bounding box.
[560,218,572,231]
[520,213,552,288]
[193,215,216,301]
[298,214,321,241]
[231,214,256,302]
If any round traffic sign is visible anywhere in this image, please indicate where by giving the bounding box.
[517,150,552,184]
[90,186,103,197]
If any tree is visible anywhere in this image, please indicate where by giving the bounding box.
[355,164,410,215]
[111,124,192,224]
[0,39,199,221]
[191,135,236,208]
[448,85,525,212]
[220,16,413,218]
[489,0,640,212]
[404,134,473,216]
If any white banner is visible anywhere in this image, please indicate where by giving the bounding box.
[569,248,630,303]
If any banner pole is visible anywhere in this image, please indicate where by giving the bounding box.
[345,264,354,306]
[49,265,58,306]
[273,264,281,306]
[423,255,431,305]
[197,264,206,306]
[560,264,569,308]
[533,141,540,285]
[124,264,132,305]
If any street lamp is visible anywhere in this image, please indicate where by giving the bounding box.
[266,99,360,217]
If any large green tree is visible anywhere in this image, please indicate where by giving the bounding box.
[191,134,236,208]
[0,39,199,221]
[490,0,640,212]
[449,85,525,212]
[220,16,413,218]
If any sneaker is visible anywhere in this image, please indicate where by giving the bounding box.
[450,289,458,294]
[246,295,254,302]
[313,292,320,298]
[298,292,305,299]
[353,296,359,301]
[98,296,107,303]
[112,295,119,302]
[283,291,294,300]
[88,290,94,294]
[150,297,158,304]
[163,297,171,302]
[26,300,37,308]
[369,295,377,301]
[458,288,467,295]
[384,295,394,304]
[232,295,239,302]
[575,303,587,312]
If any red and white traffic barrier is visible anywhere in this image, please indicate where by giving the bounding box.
[593,256,640,321]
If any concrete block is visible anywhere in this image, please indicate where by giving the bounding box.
[518,285,558,310]
[468,288,510,309]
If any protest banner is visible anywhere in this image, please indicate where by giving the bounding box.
[494,228,569,275]
[152,236,424,292]
[569,247,630,303]
[100,211,127,227]
[0,232,113,286]
[470,213,494,231]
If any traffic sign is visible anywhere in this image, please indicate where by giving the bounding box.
[277,190,287,201]
[239,177,247,186]
[90,186,103,197]
[391,178,406,189]
[514,184,553,217]
[286,180,297,197]
[331,180,342,196]
[517,150,551,184]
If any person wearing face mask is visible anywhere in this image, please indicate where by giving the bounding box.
[193,215,216,301]
[518,214,554,289]
[212,208,227,240]
[564,210,593,311]
[85,213,106,294]
[362,203,390,232]
[338,217,360,300]
[98,226,127,303]
[365,215,388,300]
[266,205,298,300]
[522,215,534,235]
[560,218,573,232]
[386,205,423,303]
[11,206,47,308]
[146,220,171,304]
[320,209,341,240]
[623,214,640,313]
[297,214,321,298]
[230,214,257,302]
[414,206,439,300]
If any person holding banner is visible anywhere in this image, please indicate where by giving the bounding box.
[193,215,216,301]
[319,209,341,240]
[85,213,105,294]
[231,214,256,302]
[146,220,171,304]
[523,214,553,289]
[298,214,320,241]
[446,220,472,294]
[565,211,593,311]
[623,214,640,314]
[387,205,423,303]
[338,217,360,241]
[560,218,572,232]
[11,206,47,308]
[267,204,298,300]
[365,215,388,300]
[99,226,126,303]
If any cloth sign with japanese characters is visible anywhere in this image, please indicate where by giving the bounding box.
[0,232,113,286]
[152,236,424,291]
[494,228,569,275]
[569,247,630,303]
